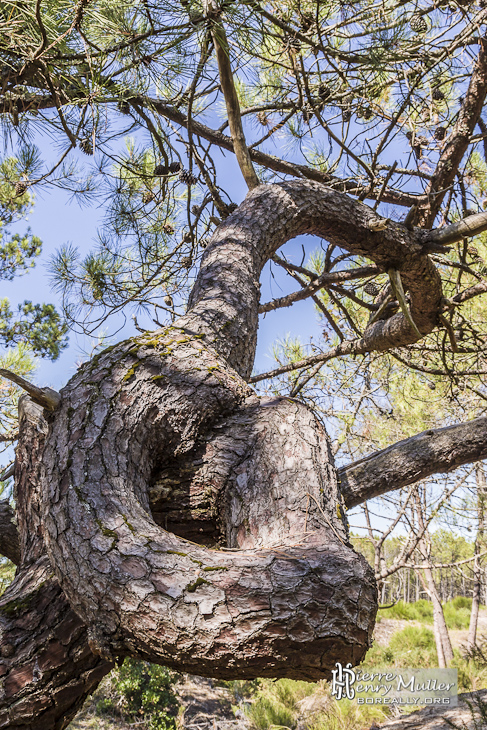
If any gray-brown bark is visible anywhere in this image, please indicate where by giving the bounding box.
[0,397,111,729]
[414,39,487,228]
[339,417,487,509]
[40,335,376,679]
[2,178,487,725]
[181,181,442,379]
[414,497,453,668]
[37,180,457,679]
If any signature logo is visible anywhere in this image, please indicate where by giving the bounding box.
[331,662,356,700]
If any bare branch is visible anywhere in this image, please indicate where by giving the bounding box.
[415,38,487,227]
[426,211,487,247]
[339,417,487,509]
[210,15,259,189]
[0,369,61,411]
[259,265,380,313]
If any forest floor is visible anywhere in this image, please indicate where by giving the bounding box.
[374,610,487,650]
[69,609,487,730]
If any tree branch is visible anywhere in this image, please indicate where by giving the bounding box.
[140,96,421,208]
[0,369,61,411]
[0,501,20,565]
[425,211,487,247]
[339,417,487,509]
[181,180,441,380]
[209,13,259,189]
[259,265,380,313]
[415,38,487,228]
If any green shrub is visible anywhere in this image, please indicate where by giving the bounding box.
[97,658,179,730]
[378,597,476,630]
[245,678,316,730]
[306,696,389,730]
[378,599,433,623]
[443,601,471,629]
[451,596,473,610]
[248,695,295,730]
[364,626,438,669]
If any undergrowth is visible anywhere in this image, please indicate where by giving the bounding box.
[378,597,474,629]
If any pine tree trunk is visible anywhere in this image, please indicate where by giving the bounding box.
[467,465,486,650]
[415,494,453,667]
[1,178,456,724]
[0,397,111,730]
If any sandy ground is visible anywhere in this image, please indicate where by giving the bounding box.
[373,608,487,651]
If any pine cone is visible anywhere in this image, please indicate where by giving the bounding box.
[142,190,155,204]
[434,126,447,141]
[227,202,238,213]
[342,106,352,122]
[14,181,28,197]
[302,103,313,123]
[318,83,332,102]
[154,164,169,176]
[413,144,422,159]
[169,161,182,173]
[362,105,373,120]
[432,88,445,101]
[164,295,173,307]
[300,13,313,31]
[364,282,379,296]
[181,256,192,269]
[257,111,270,126]
[118,100,131,115]
[468,244,479,258]
[409,14,427,32]
[178,169,198,185]
[199,238,209,249]
[287,36,301,52]
[80,137,93,155]
[163,223,174,235]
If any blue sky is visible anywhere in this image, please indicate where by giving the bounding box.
[6,154,324,391]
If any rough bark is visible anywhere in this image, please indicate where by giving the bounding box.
[4,178,486,725]
[36,182,424,680]
[33,181,485,681]
[180,181,442,379]
[0,501,19,566]
[40,338,376,679]
[339,417,487,509]
[0,397,111,729]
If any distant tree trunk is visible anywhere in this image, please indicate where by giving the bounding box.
[415,493,454,667]
[467,464,486,650]
[417,560,454,667]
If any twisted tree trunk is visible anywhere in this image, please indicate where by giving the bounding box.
[3,180,486,726]
[42,183,396,678]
